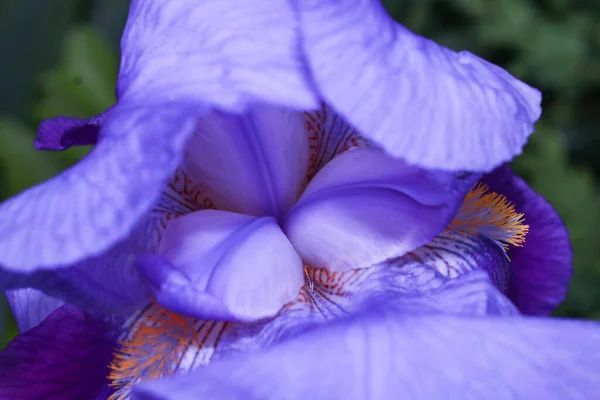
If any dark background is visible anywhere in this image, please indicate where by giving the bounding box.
[1,0,600,347]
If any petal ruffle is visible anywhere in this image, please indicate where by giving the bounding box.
[283,148,475,271]
[296,0,541,171]
[119,0,317,111]
[137,210,304,321]
[183,107,309,217]
[483,165,572,315]
[133,311,600,400]
[34,107,112,151]
[5,288,63,333]
[0,305,114,400]
[0,104,199,273]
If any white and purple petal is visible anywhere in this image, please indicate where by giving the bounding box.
[183,107,309,217]
[295,0,541,171]
[137,210,304,321]
[283,148,476,271]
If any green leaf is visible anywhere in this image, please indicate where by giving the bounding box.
[35,26,118,121]
[0,117,63,198]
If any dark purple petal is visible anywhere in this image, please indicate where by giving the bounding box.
[296,0,541,171]
[118,0,317,111]
[138,210,303,321]
[483,166,572,315]
[5,288,63,332]
[183,107,308,218]
[0,305,114,400]
[133,311,600,400]
[283,148,476,271]
[0,104,200,277]
[34,107,112,151]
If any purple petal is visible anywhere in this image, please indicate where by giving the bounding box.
[183,107,308,217]
[5,289,63,333]
[214,265,518,361]
[133,311,600,400]
[296,0,541,171]
[137,210,304,321]
[483,166,572,315]
[282,148,475,271]
[119,0,317,111]
[0,105,200,276]
[0,212,161,316]
[34,107,112,151]
[305,103,373,179]
[0,305,114,400]
[405,233,511,293]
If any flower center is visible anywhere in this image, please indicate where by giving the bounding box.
[447,183,528,253]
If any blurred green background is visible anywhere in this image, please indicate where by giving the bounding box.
[1,0,600,348]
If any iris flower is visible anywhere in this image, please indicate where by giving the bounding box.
[1,0,599,399]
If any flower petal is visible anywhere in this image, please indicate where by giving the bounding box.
[0,212,159,316]
[0,104,200,273]
[296,0,541,171]
[483,166,572,315]
[119,0,317,110]
[137,210,304,321]
[305,103,372,180]
[283,148,476,271]
[0,305,114,400]
[133,311,600,400]
[34,107,112,151]
[5,288,63,333]
[183,107,309,217]
[405,233,511,293]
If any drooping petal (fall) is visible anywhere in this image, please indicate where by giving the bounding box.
[132,310,600,400]
[283,148,475,271]
[137,210,304,321]
[183,107,309,218]
[483,165,571,315]
[296,0,541,171]
[118,0,317,111]
[0,105,200,289]
[0,305,115,400]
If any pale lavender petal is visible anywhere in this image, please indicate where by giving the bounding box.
[296,0,541,171]
[0,105,200,277]
[183,107,308,217]
[483,166,572,315]
[133,311,600,400]
[0,305,114,400]
[119,0,317,111]
[137,210,304,321]
[34,107,112,151]
[5,289,63,333]
[283,148,476,271]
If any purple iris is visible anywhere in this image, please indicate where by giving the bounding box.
[1,0,599,399]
